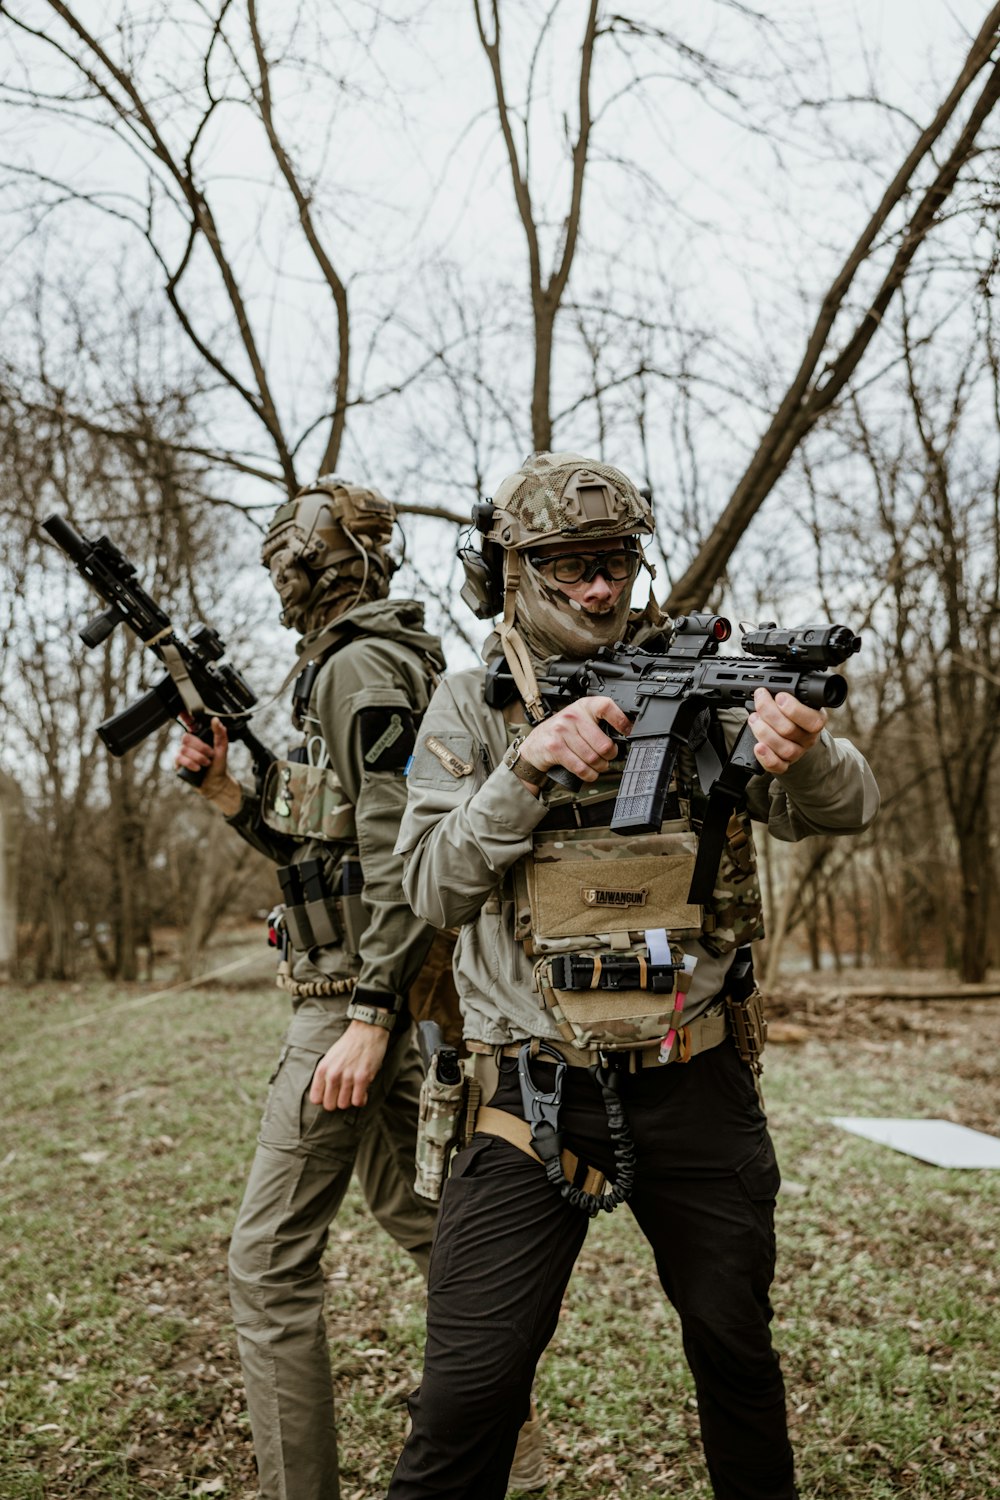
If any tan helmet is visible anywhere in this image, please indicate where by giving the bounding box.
[262,475,398,632]
[487,450,653,549]
[459,452,655,719]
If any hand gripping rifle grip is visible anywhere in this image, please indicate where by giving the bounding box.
[176,714,215,788]
[544,721,626,795]
[545,764,582,793]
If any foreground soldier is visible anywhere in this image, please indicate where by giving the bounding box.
[388,452,880,1500]
[174,477,445,1500]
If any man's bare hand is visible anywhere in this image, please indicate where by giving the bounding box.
[517,696,632,792]
[174,715,242,813]
[309,1021,391,1111]
[749,690,827,774]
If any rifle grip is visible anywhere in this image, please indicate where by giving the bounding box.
[545,764,582,793]
[176,716,215,788]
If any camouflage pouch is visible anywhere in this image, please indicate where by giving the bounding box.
[535,944,694,1052]
[413,1067,466,1202]
[512,816,699,1048]
[700,808,766,956]
[261,759,357,842]
[726,984,767,1075]
[524,820,703,947]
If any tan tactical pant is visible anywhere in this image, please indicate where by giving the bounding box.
[229,1004,437,1500]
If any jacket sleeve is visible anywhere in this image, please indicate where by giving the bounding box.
[722,708,880,839]
[314,642,435,1001]
[395,677,550,929]
[224,787,299,865]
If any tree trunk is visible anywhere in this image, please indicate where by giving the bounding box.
[957,815,991,983]
[44,877,76,981]
[0,773,23,981]
[532,298,555,452]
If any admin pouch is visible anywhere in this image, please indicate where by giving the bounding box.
[260,759,357,842]
[523,821,703,943]
[507,729,764,1049]
[510,819,700,1050]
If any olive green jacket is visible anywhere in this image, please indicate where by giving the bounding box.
[396,667,880,1045]
[227,597,445,1007]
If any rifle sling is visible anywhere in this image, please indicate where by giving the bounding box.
[159,641,206,718]
[693,731,723,795]
[687,763,754,906]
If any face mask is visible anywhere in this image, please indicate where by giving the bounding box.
[514,554,633,661]
[268,548,313,626]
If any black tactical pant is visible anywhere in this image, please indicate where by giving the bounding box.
[387,1041,797,1500]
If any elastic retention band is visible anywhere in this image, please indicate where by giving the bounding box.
[549,1066,636,1219]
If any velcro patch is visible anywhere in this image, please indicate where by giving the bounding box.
[425,736,473,778]
[582,886,648,908]
[408,733,479,787]
[358,707,417,771]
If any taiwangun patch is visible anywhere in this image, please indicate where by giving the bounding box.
[359,707,416,771]
[425,736,474,778]
[582,886,649,908]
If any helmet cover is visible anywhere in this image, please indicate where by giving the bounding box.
[487,451,653,551]
[262,475,398,632]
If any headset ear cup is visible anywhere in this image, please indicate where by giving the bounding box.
[473,500,497,535]
[458,541,503,619]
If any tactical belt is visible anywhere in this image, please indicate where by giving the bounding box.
[276,971,356,999]
[466,1002,729,1072]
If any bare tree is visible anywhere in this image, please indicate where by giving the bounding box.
[666,5,1000,612]
[0,0,427,495]
[0,293,275,979]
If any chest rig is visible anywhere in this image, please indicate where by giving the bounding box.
[257,650,363,961]
[505,717,765,1052]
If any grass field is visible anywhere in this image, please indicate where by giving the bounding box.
[2,953,999,1499]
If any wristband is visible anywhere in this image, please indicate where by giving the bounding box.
[347,987,400,1031]
[502,736,549,788]
[346,1002,397,1032]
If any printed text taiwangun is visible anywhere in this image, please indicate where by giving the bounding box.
[485,613,861,903]
[43,513,275,789]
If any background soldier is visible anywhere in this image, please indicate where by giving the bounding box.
[388,452,880,1500]
[175,476,445,1500]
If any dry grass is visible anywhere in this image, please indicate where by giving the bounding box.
[2,954,998,1498]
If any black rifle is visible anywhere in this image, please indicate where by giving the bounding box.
[43,513,275,789]
[485,612,861,903]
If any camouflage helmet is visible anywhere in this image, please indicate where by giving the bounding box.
[459,451,653,620]
[461,452,656,721]
[484,451,653,550]
[262,475,398,632]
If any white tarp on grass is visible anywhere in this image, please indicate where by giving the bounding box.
[831,1117,1000,1169]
